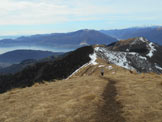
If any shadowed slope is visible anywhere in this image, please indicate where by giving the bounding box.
[0,46,93,93]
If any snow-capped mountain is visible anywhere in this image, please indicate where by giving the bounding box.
[94,37,162,73]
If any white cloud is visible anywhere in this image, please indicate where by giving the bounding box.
[1,0,160,25]
[0,0,162,30]
[0,0,71,25]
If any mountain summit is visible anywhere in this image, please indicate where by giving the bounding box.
[95,37,162,73]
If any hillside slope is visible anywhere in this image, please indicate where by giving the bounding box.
[0,50,61,64]
[0,58,162,122]
[0,46,93,93]
[0,59,37,75]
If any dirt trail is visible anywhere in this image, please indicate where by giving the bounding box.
[96,76,125,122]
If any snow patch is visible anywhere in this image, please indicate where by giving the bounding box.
[131,37,147,46]
[98,65,105,67]
[67,63,89,79]
[112,72,115,74]
[129,52,147,60]
[126,49,129,52]
[147,42,156,58]
[155,64,162,71]
[139,37,147,42]
[129,52,136,55]
[107,66,113,70]
[67,52,98,79]
[89,53,98,65]
[139,56,147,60]
[95,47,100,51]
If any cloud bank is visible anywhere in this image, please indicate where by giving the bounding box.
[0,0,162,34]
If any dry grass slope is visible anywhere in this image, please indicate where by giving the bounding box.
[0,75,109,122]
[0,58,162,122]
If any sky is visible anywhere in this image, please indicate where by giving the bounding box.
[0,0,162,35]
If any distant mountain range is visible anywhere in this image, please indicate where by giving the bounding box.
[1,26,162,53]
[0,29,117,51]
[0,35,20,40]
[0,50,62,64]
[100,26,162,45]
[0,59,37,74]
[0,50,64,74]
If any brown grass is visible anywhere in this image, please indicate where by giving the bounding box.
[0,75,108,122]
[0,59,162,122]
[113,72,162,122]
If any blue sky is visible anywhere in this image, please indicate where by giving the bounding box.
[0,0,162,35]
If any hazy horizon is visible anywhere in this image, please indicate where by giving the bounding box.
[0,46,72,54]
[0,25,162,37]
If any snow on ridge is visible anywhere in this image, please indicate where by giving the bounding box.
[89,53,98,65]
[131,37,148,45]
[67,52,98,79]
[139,37,148,42]
[67,63,89,79]
[95,47,135,70]
[147,42,156,58]
[95,47,150,71]
[95,47,100,51]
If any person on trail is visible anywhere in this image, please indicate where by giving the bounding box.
[101,68,104,76]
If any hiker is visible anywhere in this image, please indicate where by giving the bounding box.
[101,68,104,76]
